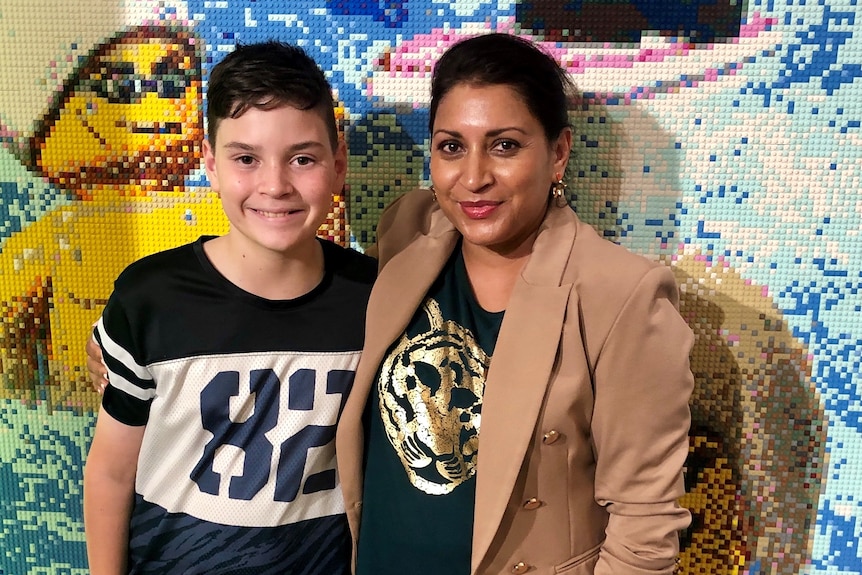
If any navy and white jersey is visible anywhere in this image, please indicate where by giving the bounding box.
[94,236,376,575]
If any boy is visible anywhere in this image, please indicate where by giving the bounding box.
[83,41,375,574]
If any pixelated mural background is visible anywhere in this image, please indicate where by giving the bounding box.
[0,0,858,572]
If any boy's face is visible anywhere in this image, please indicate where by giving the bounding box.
[203,104,346,258]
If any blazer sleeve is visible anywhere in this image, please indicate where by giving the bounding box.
[590,264,694,575]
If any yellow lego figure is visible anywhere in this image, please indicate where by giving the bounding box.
[673,256,825,574]
[0,26,227,412]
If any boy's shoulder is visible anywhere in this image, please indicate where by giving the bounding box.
[320,239,378,285]
[112,238,204,291]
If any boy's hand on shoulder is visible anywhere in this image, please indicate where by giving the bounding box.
[86,332,109,394]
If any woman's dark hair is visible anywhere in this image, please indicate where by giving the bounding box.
[428,33,574,141]
[206,41,338,148]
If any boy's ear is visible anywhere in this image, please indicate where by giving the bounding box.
[335,139,347,174]
[334,139,348,181]
[202,139,219,193]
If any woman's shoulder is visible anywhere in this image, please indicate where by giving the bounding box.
[561,216,682,352]
[564,214,675,305]
[570,215,660,276]
[377,188,438,234]
[373,188,447,266]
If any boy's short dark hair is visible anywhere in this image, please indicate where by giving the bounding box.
[206,41,339,148]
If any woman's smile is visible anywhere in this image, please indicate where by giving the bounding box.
[430,83,570,257]
[459,200,501,219]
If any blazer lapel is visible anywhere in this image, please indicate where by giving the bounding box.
[364,210,461,367]
[337,208,459,532]
[471,206,579,573]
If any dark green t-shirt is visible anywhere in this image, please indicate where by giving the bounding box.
[356,247,504,575]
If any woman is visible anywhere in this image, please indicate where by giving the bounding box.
[336,33,693,574]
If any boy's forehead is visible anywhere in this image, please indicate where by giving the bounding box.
[214,101,339,140]
[212,104,337,145]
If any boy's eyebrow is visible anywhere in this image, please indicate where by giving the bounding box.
[220,140,328,153]
[221,141,257,152]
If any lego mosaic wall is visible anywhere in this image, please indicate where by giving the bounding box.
[0,0,858,572]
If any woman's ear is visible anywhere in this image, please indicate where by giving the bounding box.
[553,127,573,175]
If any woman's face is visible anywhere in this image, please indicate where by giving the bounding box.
[429,83,571,258]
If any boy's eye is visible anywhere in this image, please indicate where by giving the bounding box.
[237,155,255,165]
[293,156,313,166]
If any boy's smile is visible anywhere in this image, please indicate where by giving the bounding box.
[204,104,347,262]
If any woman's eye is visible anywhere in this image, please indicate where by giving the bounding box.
[439,141,461,153]
[496,140,519,152]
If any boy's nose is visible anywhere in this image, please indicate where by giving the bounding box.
[261,165,292,196]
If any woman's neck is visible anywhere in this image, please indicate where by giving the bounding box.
[460,241,533,313]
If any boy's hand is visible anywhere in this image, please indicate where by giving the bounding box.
[87,335,109,394]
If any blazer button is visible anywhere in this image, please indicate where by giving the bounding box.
[511,562,531,574]
[542,430,560,445]
[523,497,543,510]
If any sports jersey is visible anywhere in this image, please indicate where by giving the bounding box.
[94,236,376,575]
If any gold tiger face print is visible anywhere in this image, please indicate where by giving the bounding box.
[378,299,488,495]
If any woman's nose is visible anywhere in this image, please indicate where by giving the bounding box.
[461,152,493,192]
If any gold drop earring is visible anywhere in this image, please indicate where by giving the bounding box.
[550,173,567,208]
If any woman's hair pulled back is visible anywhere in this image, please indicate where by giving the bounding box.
[428,33,574,141]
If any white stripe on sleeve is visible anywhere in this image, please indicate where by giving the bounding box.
[96,316,154,383]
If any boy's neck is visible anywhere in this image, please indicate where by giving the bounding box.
[202,235,326,300]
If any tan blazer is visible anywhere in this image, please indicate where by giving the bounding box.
[336,189,694,575]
